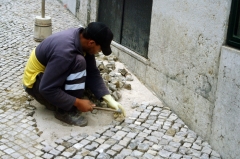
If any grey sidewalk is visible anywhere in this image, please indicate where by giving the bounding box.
[0,1,221,159]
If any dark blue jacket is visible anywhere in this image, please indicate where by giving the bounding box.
[35,28,109,110]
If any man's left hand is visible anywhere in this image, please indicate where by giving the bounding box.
[102,94,126,116]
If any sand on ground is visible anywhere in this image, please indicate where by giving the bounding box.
[32,61,163,144]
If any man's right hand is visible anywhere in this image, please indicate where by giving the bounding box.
[74,98,95,112]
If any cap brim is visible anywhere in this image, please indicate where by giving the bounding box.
[102,46,112,56]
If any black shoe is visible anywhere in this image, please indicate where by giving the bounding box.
[54,109,88,127]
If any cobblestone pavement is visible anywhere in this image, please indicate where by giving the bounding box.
[0,1,222,159]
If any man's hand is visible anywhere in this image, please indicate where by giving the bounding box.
[74,98,95,112]
[102,94,126,116]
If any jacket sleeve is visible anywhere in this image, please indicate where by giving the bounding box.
[39,54,76,111]
[85,53,110,99]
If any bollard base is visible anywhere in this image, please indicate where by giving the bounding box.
[34,16,52,42]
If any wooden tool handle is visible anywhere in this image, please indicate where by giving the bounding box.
[93,107,121,113]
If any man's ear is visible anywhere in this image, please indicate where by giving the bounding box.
[88,40,95,45]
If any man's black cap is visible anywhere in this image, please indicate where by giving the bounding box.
[85,22,113,56]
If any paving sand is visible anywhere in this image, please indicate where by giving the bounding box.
[33,61,163,144]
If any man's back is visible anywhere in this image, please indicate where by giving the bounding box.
[35,28,83,66]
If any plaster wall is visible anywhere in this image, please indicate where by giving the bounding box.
[211,46,240,159]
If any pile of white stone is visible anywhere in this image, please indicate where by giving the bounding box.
[84,53,133,107]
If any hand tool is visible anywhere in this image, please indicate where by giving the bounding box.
[93,107,122,113]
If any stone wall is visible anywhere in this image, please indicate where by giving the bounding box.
[147,0,230,139]
[59,0,78,15]
[212,46,240,159]
[58,0,240,158]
